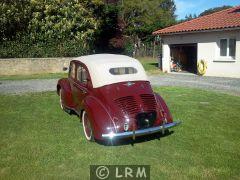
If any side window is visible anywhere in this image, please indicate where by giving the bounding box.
[77,65,88,84]
[70,63,76,79]
[82,68,87,83]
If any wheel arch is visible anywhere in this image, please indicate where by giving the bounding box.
[57,78,75,109]
[82,96,115,140]
[154,92,173,123]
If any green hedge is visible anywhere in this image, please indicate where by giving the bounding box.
[0,38,90,58]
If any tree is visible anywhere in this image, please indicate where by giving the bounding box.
[0,0,178,57]
[0,0,31,40]
[184,14,197,21]
[29,0,102,45]
[179,5,232,23]
[199,5,232,16]
[121,0,176,40]
[94,4,120,52]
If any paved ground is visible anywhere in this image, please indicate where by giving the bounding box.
[0,74,240,96]
[150,73,240,96]
[0,79,57,94]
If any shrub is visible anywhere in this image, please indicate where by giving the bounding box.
[0,35,89,58]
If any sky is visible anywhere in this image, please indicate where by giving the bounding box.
[175,0,240,20]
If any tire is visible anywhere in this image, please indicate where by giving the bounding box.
[82,111,94,141]
[59,89,64,110]
[59,88,71,114]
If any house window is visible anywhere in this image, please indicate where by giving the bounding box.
[229,39,236,57]
[220,38,236,57]
[220,39,227,56]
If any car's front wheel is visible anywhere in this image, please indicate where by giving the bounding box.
[59,88,72,114]
[82,111,94,141]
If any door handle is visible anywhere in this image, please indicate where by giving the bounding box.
[72,82,87,94]
[81,89,87,94]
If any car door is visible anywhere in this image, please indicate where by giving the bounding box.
[71,62,89,113]
[68,61,78,108]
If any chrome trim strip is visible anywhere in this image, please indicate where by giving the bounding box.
[102,121,181,139]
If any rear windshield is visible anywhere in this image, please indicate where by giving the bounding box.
[109,67,138,75]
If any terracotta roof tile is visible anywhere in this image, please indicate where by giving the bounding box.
[153,6,240,35]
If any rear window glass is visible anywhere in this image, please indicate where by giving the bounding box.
[109,67,138,75]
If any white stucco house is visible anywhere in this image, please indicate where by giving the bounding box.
[153,6,240,78]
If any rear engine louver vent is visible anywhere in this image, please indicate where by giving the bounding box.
[140,94,157,112]
[114,96,139,115]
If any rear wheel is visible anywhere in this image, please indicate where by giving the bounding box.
[82,111,94,141]
[59,89,64,110]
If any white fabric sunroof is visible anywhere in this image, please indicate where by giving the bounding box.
[73,54,148,88]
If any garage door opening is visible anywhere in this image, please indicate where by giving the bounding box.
[170,44,197,74]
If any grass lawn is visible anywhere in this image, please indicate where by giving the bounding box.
[0,73,67,81]
[0,57,162,81]
[138,57,164,75]
[0,87,239,179]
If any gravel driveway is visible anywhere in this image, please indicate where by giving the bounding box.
[150,73,240,96]
[0,74,240,96]
[0,79,57,94]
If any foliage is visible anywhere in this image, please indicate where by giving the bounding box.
[199,5,232,16]
[0,35,89,58]
[123,41,134,56]
[0,0,30,40]
[29,0,101,44]
[121,0,176,40]
[94,4,121,52]
[0,0,177,57]
[0,0,105,57]
[184,14,197,21]
[179,5,232,23]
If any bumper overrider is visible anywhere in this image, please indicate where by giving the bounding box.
[102,121,181,139]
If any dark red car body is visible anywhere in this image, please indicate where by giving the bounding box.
[57,55,180,141]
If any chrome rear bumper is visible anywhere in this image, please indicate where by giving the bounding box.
[102,121,181,139]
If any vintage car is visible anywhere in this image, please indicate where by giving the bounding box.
[57,54,180,141]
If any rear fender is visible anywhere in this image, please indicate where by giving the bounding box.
[83,96,115,140]
[154,93,173,123]
[57,78,75,109]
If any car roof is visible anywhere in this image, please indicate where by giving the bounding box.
[72,54,148,88]
[74,54,138,65]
